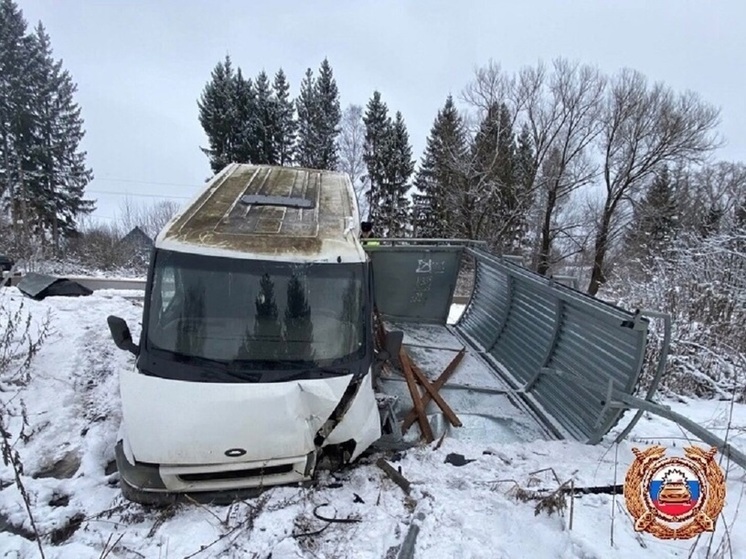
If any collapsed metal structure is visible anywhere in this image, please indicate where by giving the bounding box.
[367,239,746,470]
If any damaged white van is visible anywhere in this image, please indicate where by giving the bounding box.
[107,164,392,504]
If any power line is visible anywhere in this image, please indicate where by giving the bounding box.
[86,189,193,200]
[93,177,204,188]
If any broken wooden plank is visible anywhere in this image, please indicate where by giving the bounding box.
[409,360,462,428]
[376,458,411,495]
[402,348,466,433]
[399,349,434,442]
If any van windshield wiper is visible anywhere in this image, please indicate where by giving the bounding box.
[261,365,351,382]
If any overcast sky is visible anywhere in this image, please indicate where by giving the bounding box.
[18,0,746,226]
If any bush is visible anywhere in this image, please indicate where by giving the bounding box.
[603,230,746,401]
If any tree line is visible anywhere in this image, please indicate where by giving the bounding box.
[199,56,741,295]
[0,0,93,254]
[197,56,418,238]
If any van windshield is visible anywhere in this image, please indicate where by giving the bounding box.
[146,250,366,371]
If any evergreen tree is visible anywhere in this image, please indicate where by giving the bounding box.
[272,68,296,166]
[626,166,679,261]
[514,124,536,192]
[295,60,341,170]
[412,95,468,238]
[253,70,277,164]
[383,111,414,237]
[29,24,94,244]
[1,4,93,248]
[232,68,258,165]
[362,91,392,224]
[471,102,519,248]
[314,58,341,170]
[295,68,318,168]
[0,0,35,239]
[513,124,536,251]
[198,55,239,172]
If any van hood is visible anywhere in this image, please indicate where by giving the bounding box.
[119,368,354,465]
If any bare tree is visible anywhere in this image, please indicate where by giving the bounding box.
[337,104,369,218]
[677,161,746,233]
[528,59,606,275]
[116,197,183,239]
[588,69,721,294]
[461,59,518,117]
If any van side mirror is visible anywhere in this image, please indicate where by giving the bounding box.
[107,315,139,356]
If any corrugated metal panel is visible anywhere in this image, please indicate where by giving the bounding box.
[455,248,649,444]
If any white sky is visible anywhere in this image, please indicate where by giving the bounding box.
[18,0,746,226]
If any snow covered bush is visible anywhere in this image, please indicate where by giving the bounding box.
[603,231,746,401]
[0,292,50,552]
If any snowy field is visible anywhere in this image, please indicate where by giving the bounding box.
[0,287,744,559]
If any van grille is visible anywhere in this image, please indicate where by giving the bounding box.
[178,463,294,482]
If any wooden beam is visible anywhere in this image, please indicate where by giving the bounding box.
[409,360,462,428]
[399,349,434,442]
[402,348,466,433]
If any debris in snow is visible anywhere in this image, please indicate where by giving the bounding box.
[444,452,475,467]
[17,272,92,300]
[376,457,412,495]
[397,511,425,559]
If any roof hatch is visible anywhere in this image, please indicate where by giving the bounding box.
[240,194,315,209]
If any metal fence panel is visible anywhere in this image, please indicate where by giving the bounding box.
[454,248,649,444]
[366,246,463,324]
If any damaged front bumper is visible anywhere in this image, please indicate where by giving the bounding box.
[114,440,316,505]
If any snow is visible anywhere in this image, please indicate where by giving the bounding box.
[1,288,745,558]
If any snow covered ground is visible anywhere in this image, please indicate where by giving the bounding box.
[0,288,744,559]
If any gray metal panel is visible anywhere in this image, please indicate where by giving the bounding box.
[17,272,58,299]
[367,246,463,324]
[455,248,649,444]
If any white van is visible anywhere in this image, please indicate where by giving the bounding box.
[107,164,393,503]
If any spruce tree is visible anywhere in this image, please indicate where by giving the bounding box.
[513,124,536,252]
[472,102,519,248]
[384,111,414,237]
[412,95,467,238]
[363,91,392,225]
[1,6,93,248]
[295,68,318,168]
[314,58,341,170]
[626,166,679,261]
[232,68,258,165]
[198,55,239,172]
[0,0,34,240]
[253,70,277,164]
[272,68,296,166]
[29,23,94,244]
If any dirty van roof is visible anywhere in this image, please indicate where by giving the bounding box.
[156,164,365,263]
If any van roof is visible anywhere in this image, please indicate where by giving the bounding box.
[156,164,365,263]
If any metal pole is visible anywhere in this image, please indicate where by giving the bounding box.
[610,395,746,470]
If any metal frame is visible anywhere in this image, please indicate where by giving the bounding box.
[456,247,651,443]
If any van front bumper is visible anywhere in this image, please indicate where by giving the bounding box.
[114,440,315,505]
